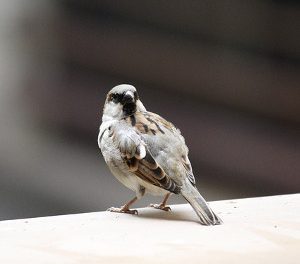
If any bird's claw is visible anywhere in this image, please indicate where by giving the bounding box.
[149,204,171,211]
[107,207,138,215]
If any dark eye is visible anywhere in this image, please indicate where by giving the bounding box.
[110,93,121,103]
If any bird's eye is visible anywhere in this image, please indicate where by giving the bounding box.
[110,93,121,103]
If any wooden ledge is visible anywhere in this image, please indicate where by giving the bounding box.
[0,194,299,264]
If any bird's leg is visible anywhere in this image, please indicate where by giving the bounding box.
[149,193,171,211]
[107,196,139,215]
[108,186,145,215]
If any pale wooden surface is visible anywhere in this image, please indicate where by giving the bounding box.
[0,194,299,264]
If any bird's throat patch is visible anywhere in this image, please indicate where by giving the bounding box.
[123,102,136,116]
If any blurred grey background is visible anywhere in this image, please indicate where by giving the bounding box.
[0,0,299,220]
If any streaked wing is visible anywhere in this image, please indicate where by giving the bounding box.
[115,112,181,194]
[125,147,181,194]
[124,111,196,186]
[124,111,175,136]
[181,155,196,186]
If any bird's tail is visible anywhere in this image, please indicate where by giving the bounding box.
[181,181,222,225]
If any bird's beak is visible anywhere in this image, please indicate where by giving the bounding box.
[122,91,135,104]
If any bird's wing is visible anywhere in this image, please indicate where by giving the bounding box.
[126,147,181,194]
[181,155,196,186]
[124,111,196,186]
[111,115,181,194]
[124,111,176,135]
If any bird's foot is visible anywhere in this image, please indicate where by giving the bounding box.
[149,203,171,211]
[107,206,138,215]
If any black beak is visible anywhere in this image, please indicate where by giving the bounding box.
[122,91,136,115]
[122,91,134,105]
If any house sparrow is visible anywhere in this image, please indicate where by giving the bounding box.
[98,84,222,225]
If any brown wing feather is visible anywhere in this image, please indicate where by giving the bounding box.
[121,112,182,193]
[131,112,195,186]
[125,150,181,194]
[124,112,175,135]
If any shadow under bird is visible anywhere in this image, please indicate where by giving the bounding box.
[98,84,222,225]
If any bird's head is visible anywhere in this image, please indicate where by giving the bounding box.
[102,84,146,121]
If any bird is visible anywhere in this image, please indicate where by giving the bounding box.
[98,84,222,225]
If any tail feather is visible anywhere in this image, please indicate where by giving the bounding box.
[181,182,222,225]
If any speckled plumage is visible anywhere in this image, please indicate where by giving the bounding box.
[98,84,222,225]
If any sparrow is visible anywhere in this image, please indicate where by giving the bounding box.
[98,84,222,225]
